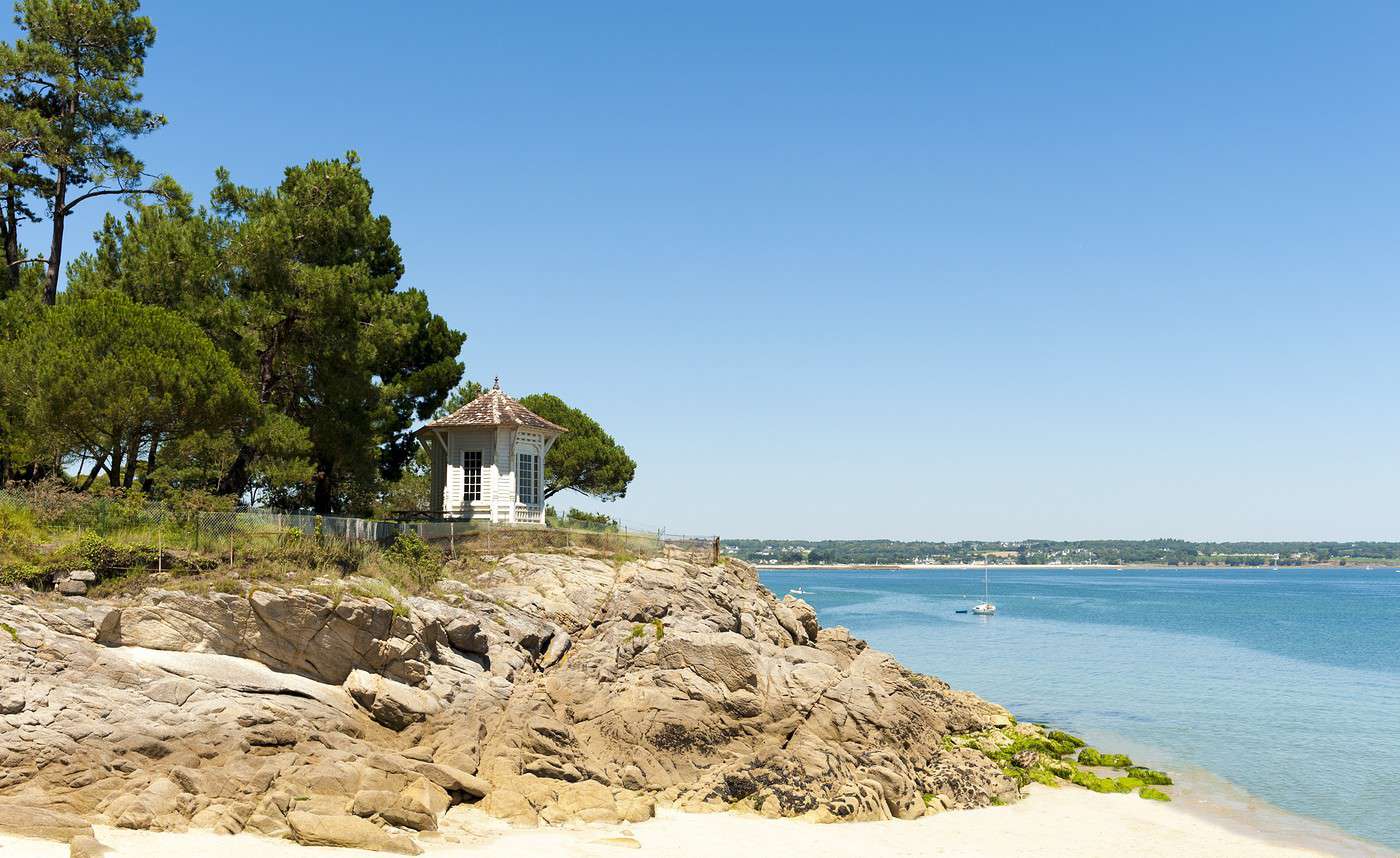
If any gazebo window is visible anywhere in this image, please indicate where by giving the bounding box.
[517,452,538,504]
[462,451,482,502]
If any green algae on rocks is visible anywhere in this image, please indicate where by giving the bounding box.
[953,724,1173,803]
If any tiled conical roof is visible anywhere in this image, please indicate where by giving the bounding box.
[419,379,567,434]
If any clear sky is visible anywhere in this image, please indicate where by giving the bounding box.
[22,1,1400,540]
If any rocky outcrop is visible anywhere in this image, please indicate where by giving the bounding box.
[0,549,1016,851]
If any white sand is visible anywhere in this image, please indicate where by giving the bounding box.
[0,787,1362,858]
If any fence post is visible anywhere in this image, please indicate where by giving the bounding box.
[712,536,720,566]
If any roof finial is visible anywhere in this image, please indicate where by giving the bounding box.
[492,376,500,391]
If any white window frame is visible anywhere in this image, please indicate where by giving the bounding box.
[517,451,539,505]
[462,450,483,503]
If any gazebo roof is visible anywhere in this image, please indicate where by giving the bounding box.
[418,379,567,435]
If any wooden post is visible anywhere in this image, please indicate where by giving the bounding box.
[712,536,720,566]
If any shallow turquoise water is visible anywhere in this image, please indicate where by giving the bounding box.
[759,566,1400,851]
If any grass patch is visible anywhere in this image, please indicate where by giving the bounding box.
[86,570,151,599]
[0,622,17,642]
[346,579,409,617]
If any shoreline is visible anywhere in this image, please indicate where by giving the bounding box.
[1164,763,1394,858]
[758,565,1398,853]
[756,562,1387,570]
[0,786,1379,857]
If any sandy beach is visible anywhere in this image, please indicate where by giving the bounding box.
[0,786,1363,858]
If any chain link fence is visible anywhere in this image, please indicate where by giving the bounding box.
[0,488,721,584]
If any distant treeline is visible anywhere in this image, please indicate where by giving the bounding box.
[725,538,1400,566]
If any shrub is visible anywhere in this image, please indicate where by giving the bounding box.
[69,533,159,576]
[0,499,41,549]
[378,531,443,594]
[0,563,46,588]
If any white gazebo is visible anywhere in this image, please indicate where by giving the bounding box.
[415,379,566,523]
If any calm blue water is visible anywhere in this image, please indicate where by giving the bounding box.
[760,566,1400,852]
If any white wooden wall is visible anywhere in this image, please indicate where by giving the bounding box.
[441,428,495,516]
[433,426,552,523]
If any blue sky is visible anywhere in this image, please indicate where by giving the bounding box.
[24,2,1400,540]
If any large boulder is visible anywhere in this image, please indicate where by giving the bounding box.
[344,669,441,730]
[378,777,450,831]
[0,804,94,841]
[107,588,431,686]
[286,810,421,854]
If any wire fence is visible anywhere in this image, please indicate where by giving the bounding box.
[0,488,720,585]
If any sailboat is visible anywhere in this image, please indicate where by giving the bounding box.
[972,565,996,615]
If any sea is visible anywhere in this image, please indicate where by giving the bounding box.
[758,566,1400,855]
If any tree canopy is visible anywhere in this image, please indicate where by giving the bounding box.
[518,393,636,502]
[0,1,635,518]
[0,0,168,302]
[59,155,467,512]
[0,290,253,489]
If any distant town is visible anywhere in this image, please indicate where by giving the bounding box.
[722,539,1400,567]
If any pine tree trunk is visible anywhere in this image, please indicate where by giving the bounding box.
[122,430,141,489]
[1,188,18,295]
[43,167,66,305]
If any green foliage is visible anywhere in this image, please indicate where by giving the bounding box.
[208,154,465,512]
[0,291,255,488]
[386,530,433,565]
[0,0,168,301]
[518,393,636,502]
[629,624,645,639]
[0,563,45,587]
[71,532,158,575]
[378,530,443,593]
[0,622,16,642]
[651,618,664,640]
[346,578,409,617]
[0,497,41,549]
[1139,787,1171,802]
[435,380,485,419]
[546,506,620,532]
